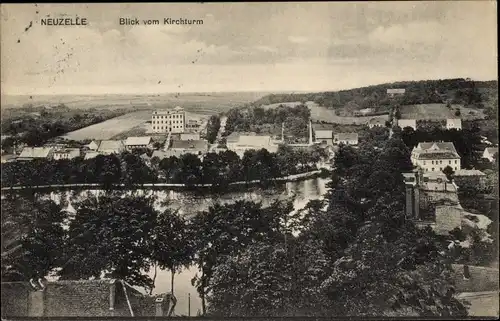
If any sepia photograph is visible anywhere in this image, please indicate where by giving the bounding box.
[0,1,498,319]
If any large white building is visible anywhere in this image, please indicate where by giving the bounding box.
[410,142,461,172]
[226,132,278,158]
[151,106,185,134]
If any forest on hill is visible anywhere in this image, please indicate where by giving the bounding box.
[250,79,498,111]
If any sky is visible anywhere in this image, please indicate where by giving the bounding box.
[0,2,497,95]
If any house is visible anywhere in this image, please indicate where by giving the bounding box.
[314,130,333,145]
[97,140,125,155]
[124,137,152,151]
[410,142,461,172]
[151,150,185,160]
[180,133,201,141]
[169,139,209,157]
[482,147,498,162]
[333,133,358,146]
[446,118,462,130]
[397,119,417,130]
[453,169,487,189]
[185,119,202,132]
[17,147,54,161]
[151,107,185,134]
[387,88,406,97]
[85,140,100,151]
[226,134,278,158]
[367,118,385,128]
[0,279,168,317]
[53,148,81,160]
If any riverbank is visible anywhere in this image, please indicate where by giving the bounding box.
[1,169,329,193]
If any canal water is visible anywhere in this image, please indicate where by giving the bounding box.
[45,177,331,316]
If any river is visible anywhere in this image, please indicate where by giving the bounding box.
[44,177,331,316]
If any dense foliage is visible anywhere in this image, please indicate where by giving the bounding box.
[205,115,221,144]
[251,79,496,110]
[1,148,324,188]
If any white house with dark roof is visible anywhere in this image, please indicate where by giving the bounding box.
[17,147,54,161]
[334,132,358,146]
[314,130,333,145]
[410,142,461,172]
[124,136,152,150]
[97,140,125,155]
[446,118,462,130]
[482,147,498,162]
[397,119,417,130]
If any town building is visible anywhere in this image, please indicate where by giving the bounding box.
[387,88,406,97]
[367,118,385,128]
[453,169,487,189]
[446,118,462,130]
[482,147,498,162]
[97,140,125,155]
[0,279,172,317]
[53,148,81,160]
[226,134,278,158]
[1,154,17,163]
[397,118,417,130]
[169,139,209,157]
[17,147,54,161]
[180,133,201,141]
[333,132,359,146]
[151,106,185,134]
[185,119,201,132]
[410,142,461,172]
[314,130,333,145]
[84,151,100,160]
[124,136,152,151]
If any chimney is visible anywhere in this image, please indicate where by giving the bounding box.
[109,279,116,312]
[308,119,313,145]
[155,297,164,316]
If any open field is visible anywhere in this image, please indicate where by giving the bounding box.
[1,92,264,114]
[62,110,152,140]
[262,101,389,125]
[400,103,486,120]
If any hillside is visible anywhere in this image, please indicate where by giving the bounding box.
[251,79,498,112]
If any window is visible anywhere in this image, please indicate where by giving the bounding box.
[455,160,457,164]
[449,160,451,164]
[440,160,442,164]
[423,161,426,165]
[432,168,435,171]
[455,167,457,170]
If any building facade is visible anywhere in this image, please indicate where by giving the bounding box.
[482,147,498,162]
[397,119,417,130]
[411,142,461,172]
[53,148,81,160]
[151,106,185,134]
[315,130,333,145]
[446,118,462,130]
[333,132,358,145]
[124,137,152,150]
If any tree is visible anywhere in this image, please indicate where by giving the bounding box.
[1,195,65,281]
[59,194,158,290]
[206,115,221,144]
[443,166,455,181]
[152,209,194,301]
[455,109,461,116]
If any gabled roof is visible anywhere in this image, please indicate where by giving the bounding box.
[315,130,333,139]
[171,139,208,150]
[54,148,80,155]
[84,151,100,160]
[334,132,359,141]
[19,147,53,158]
[454,169,486,177]
[125,136,152,146]
[236,135,272,147]
[398,119,416,126]
[415,142,458,154]
[97,140,125,152]
[417,152,460,160]
[368,118,385,125]
[484,147,498,155]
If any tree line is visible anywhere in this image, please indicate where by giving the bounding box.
[1,136,474,317]
[1,146,327,189]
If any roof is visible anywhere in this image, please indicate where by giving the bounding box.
[423,171,447,180]
[368,118,385,125]
[417,151,460,160]
[387,88,406,94]
[454,169,486,177]
[398,119,416,126]
[484,147,498,155]
[315,130,333,139]
[54,148,80,155]
[19,147,53,158]
[415,142,458,154]
[1,154,17,162]
[235,135,272,147]
[225,131,256,143]
[84,151,100,160]
[334,132,359,141]
[125,136,152,146]
[97,140,125,152]
[447,118,462,125]
[170,139,208,150]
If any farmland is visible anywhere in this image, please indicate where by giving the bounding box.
[399,103,486,120]
[262,101,389,125]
